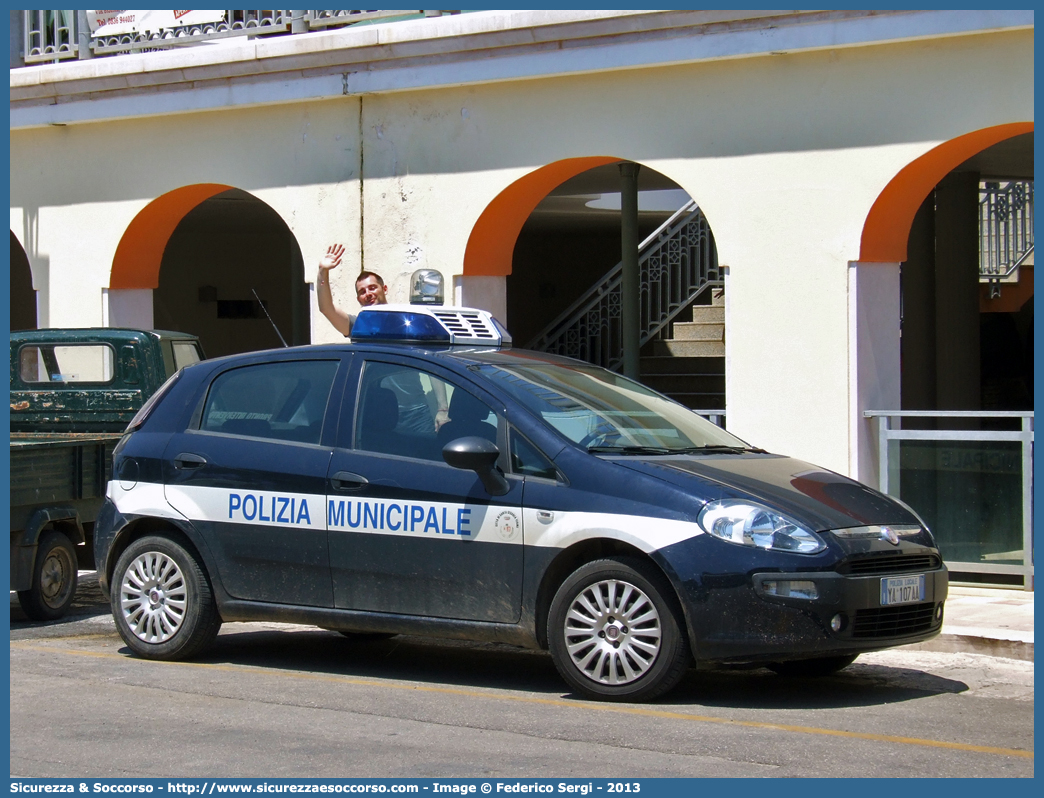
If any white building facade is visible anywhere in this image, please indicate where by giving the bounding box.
[10,10,1035,561]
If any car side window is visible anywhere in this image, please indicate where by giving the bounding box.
[173,342,202,371]
[356,361,498,462]
[201,360,338,444]
[509,427,559,480]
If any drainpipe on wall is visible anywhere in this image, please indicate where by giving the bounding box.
[620,162,640,380]
[291,10,309,34]
[76,10,93,59]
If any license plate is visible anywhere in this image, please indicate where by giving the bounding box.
[881,574,925,605]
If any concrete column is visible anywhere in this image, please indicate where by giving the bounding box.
[848,261,901,487]
[106,289,154,329]
[460,275,507,325]
[933,171,981,411]
[619,162,640,380]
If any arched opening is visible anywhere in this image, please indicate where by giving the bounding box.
[466,158,723,413]
[860,123,1033,263]
[110,185,309,358]
[860,123,1034,587]
[110,183,234,290]
[10,232,37,330]
[463,157,620,279]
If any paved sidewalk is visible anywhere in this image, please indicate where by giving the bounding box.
[907,585,1035,661]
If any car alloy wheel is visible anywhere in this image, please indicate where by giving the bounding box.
[563,578,662,686]
[120,551,188,644]
[110,534,221,660]
[548,557,690,701]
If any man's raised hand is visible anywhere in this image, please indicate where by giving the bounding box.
[320,244,345,270]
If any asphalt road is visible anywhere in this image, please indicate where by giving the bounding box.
[10,574,1034,779]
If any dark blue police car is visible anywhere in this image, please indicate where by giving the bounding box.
[95,305,947,701]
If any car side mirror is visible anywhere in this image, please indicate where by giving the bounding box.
[442,436,510,496]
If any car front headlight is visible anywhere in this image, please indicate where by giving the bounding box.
[698,499,825,554]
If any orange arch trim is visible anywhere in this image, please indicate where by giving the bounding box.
[463,157,622,277]
[110,183,233,289]
[860,122,1033,263]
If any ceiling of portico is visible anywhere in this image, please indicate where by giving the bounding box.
[953,133,1033,180]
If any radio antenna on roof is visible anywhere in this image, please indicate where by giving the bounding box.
[251,288,288,347]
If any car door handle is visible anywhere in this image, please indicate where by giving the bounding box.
[331,471,369,491]
[174,452,207,469]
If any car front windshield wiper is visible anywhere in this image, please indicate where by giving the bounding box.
[587,444,768,456]
[587,445,676,455]
[672,444,769,454]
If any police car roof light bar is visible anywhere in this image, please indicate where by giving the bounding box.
[351,305,510,347]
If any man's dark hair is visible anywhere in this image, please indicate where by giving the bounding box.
[356,270,385,287]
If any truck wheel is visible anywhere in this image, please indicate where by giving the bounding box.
[548,557,691,702]
[767,654,859,677]
[111,535,221,660]
[17,530,79,621]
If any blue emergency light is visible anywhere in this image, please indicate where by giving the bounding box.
[350,305,511,347]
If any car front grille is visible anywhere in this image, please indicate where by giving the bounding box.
[852,602,939,638]
[837,553,941,576]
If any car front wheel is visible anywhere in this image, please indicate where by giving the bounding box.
[548,557,691,702]
[111,535,221,660]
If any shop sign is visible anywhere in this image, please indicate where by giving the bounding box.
[86,10,225,37]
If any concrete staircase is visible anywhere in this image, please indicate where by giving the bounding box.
[640,288,725,410]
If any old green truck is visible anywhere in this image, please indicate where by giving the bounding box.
[10,328,204,620]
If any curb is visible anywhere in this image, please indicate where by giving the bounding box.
[906,634,1034,662]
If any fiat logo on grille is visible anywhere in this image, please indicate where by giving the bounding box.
[880,526,900,545]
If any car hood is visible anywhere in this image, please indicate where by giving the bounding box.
[614,453,921,531]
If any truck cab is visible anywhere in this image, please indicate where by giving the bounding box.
[11,328,204,433]
[10,328,204,620]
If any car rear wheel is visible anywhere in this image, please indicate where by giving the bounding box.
[548,557,690,702]
[111,535,221,660]
[18,530,79,621]
[767,654,859,677]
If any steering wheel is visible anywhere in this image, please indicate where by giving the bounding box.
[578,431,622,449]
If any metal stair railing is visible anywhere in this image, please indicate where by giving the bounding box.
[525,200,720,371]
[980,180,1034,295]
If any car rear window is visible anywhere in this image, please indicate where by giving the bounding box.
[19,343,115,384]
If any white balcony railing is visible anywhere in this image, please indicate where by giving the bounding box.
[21,10,458,64]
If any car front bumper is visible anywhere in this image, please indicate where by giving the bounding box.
[656,533,949,664]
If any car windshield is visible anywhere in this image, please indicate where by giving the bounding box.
[473,361,753,453]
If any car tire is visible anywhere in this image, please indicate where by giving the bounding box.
[111,535,221,660]
[18,530,79,621]
[548,557,691,702]
[767,654,859,677]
